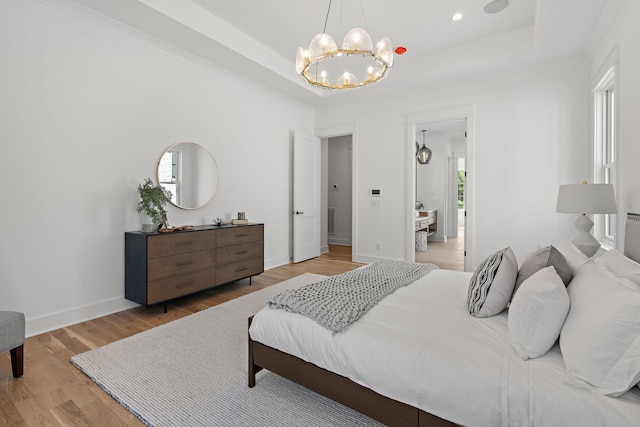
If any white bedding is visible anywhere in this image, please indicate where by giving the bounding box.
[249,269,640,426]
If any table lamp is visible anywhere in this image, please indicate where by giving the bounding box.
[556,182,617,257]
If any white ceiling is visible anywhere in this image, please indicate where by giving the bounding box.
[69,0,618,108]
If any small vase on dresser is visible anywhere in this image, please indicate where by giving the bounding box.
[140,212,158,233]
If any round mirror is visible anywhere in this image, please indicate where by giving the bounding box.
[156,142,219,210]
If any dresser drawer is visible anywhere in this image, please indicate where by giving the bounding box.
[427,210,437,224]
[147,249,215,282]
[147,268,216,304]
[148,231,216,258]
[216,242,263,265]
[216,258,264,285]
[216,225,263,247]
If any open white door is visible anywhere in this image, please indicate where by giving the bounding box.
[293,131,321,263]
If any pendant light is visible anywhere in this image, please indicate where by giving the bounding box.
[417,130,432,164]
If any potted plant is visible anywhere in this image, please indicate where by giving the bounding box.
[136,178,172,232]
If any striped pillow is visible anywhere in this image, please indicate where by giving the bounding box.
[468,247,518,317]
[513,246,573,296]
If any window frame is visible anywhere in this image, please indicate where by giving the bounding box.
[158,149,182,206]
[593,63,617,249]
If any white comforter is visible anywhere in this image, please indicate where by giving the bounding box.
[249,269,640,426]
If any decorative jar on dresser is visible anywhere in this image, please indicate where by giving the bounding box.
[125,223,264,306]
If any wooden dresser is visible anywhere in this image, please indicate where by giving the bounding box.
[125,223,264,306]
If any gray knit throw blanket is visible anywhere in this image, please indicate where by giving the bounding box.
[267,259,438,333]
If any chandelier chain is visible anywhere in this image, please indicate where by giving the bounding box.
[359,0,370,33]
[323,0,332,34]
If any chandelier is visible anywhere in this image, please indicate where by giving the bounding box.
[295,0,394,90]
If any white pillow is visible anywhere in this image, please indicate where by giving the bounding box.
[553,238,589,276]
[560,261,640,396]
[467,247,518,317]
[508,266,569,360]
[593,249,640,285]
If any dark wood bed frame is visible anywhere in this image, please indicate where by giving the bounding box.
[248,316,457,427]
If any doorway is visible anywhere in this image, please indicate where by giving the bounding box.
[318,126,357,261]
[326,135,352,248]
[414,121,466,270]
[408,112,472,271]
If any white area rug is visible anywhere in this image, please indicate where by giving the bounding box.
[71,273,382,427]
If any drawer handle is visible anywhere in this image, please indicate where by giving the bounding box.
[236,250,249,255]
[175,261,193,267]
[235,267,248,273]
[235,234,249,238]
[176,241,195,246]
[176,281,194,288]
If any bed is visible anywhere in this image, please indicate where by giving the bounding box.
[248,213,640,426]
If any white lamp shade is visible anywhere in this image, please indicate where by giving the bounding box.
[342,28,373,51]
[308,33,338,63]
[336,72,359,86]
[375,37,394,67]
[295,47,308,75]
[556,184,617,214]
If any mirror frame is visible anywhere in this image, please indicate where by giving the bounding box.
[156,142,219,210]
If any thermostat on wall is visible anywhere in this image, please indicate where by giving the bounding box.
[371,189,381,196]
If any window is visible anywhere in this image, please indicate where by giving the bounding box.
[158,150,179,205]
[593,65,617,247]
[457,158,465,210]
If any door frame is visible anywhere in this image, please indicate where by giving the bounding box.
[406,106,475,271]
[316,123,358,262]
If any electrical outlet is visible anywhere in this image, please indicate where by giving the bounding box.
[376,242,382,251]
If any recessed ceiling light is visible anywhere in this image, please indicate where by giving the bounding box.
[451,12,463,21]
[484,0,509,14]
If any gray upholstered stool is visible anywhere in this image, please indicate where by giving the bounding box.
[0,311,25,378]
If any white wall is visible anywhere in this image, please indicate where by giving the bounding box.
[0,0,313,335]
[589,1,640,250]
[316,58,590,267]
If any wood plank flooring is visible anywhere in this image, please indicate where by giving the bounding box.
[0,245,362,427]
[415,227,465,271]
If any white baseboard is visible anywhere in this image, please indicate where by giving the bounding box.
[328,238,351,246]
[321,245,329,254]
[26,297,139,337]
[265,255,290,270]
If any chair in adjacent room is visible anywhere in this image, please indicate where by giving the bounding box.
[0,311,25,378]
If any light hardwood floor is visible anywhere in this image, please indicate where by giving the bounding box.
[0,245,362,427]
[415,227,465,271]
